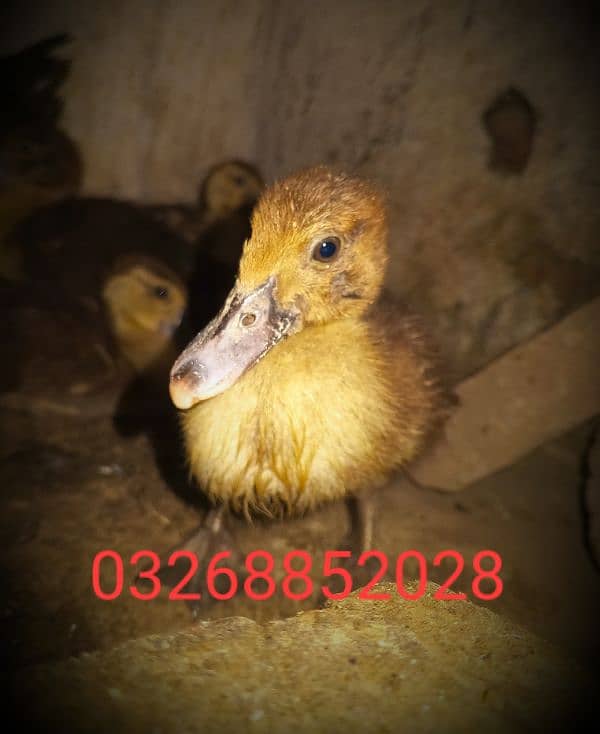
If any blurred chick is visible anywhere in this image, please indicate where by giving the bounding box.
[0,125,82,276]
[185,162,265,330]
[1,256,187,417]
[146,161,264,331]
[146,160,263,252]
[102,255,187,373]
[9,193,195,489]
[0,34,82,279]
[0,33,72,128]
[165,166,451,588]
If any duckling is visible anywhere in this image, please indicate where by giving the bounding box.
[0,34,72,128]
[109,260,193,497]
[101,255,188,373]
[146,160,263,254]
[145,161,263,331]
[0,125,82,275]
[0,279,114,414]
[108,258,191,492]
[167,166,449,588]
[0,34,82,279]
[1,256,187,416]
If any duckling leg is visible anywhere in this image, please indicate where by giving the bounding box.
[347,493,375,556]
[140,504,240,609]
[321,494,379,599]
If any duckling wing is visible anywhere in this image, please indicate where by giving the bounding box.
[0,281,125,416]
[365,292,456,445]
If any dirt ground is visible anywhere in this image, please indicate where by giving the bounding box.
[1,399,598,676]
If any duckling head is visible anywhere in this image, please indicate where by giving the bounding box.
[102,256,188,371]
[170,166,388,408]
[199,160,264,219]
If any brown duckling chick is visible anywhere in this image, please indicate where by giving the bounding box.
[0,33,72,127]
[109,258,194,499]
[0,278,115,415]
[16,196,190,294]
[0,33,82,279]
[167,166,449,590]
[0,125,82,274]
[0,256,187,417]
[0,36,83,279]
[146,160,263,250]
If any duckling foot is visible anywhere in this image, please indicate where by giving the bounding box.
[137,505,243,613]
[320,494,382,600]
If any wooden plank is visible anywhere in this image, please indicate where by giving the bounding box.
[411,297,600,491]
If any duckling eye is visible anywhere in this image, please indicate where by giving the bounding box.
[153,286,169,299]
[313,237,340,262]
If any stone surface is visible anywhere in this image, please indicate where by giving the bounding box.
[13,583,593,733]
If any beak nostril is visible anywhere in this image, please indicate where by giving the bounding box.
[240,312,256,327]
[171,360,207,385]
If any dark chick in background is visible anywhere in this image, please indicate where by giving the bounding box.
[1,255,187,417]
[0,34,82,279]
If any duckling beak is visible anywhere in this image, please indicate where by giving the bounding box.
[158,310,185,336]
[169,277,299,409]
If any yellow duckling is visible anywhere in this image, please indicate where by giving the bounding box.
[106,258,190,490]
[146,160,264,330]
[102,255,188,374]
[168,166,449,567]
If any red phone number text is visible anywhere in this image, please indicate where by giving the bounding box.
[92,549,503,602]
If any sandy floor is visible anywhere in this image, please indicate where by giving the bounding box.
[1,402,598,677]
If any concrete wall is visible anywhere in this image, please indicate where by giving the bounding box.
[3,0,599,376]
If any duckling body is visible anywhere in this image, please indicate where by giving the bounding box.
[16,197,190,296]
[171,167,448,519]
[1,256,187,416]
[183,308,438,514]
[0,34,82,279]
[0,279,116,412]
